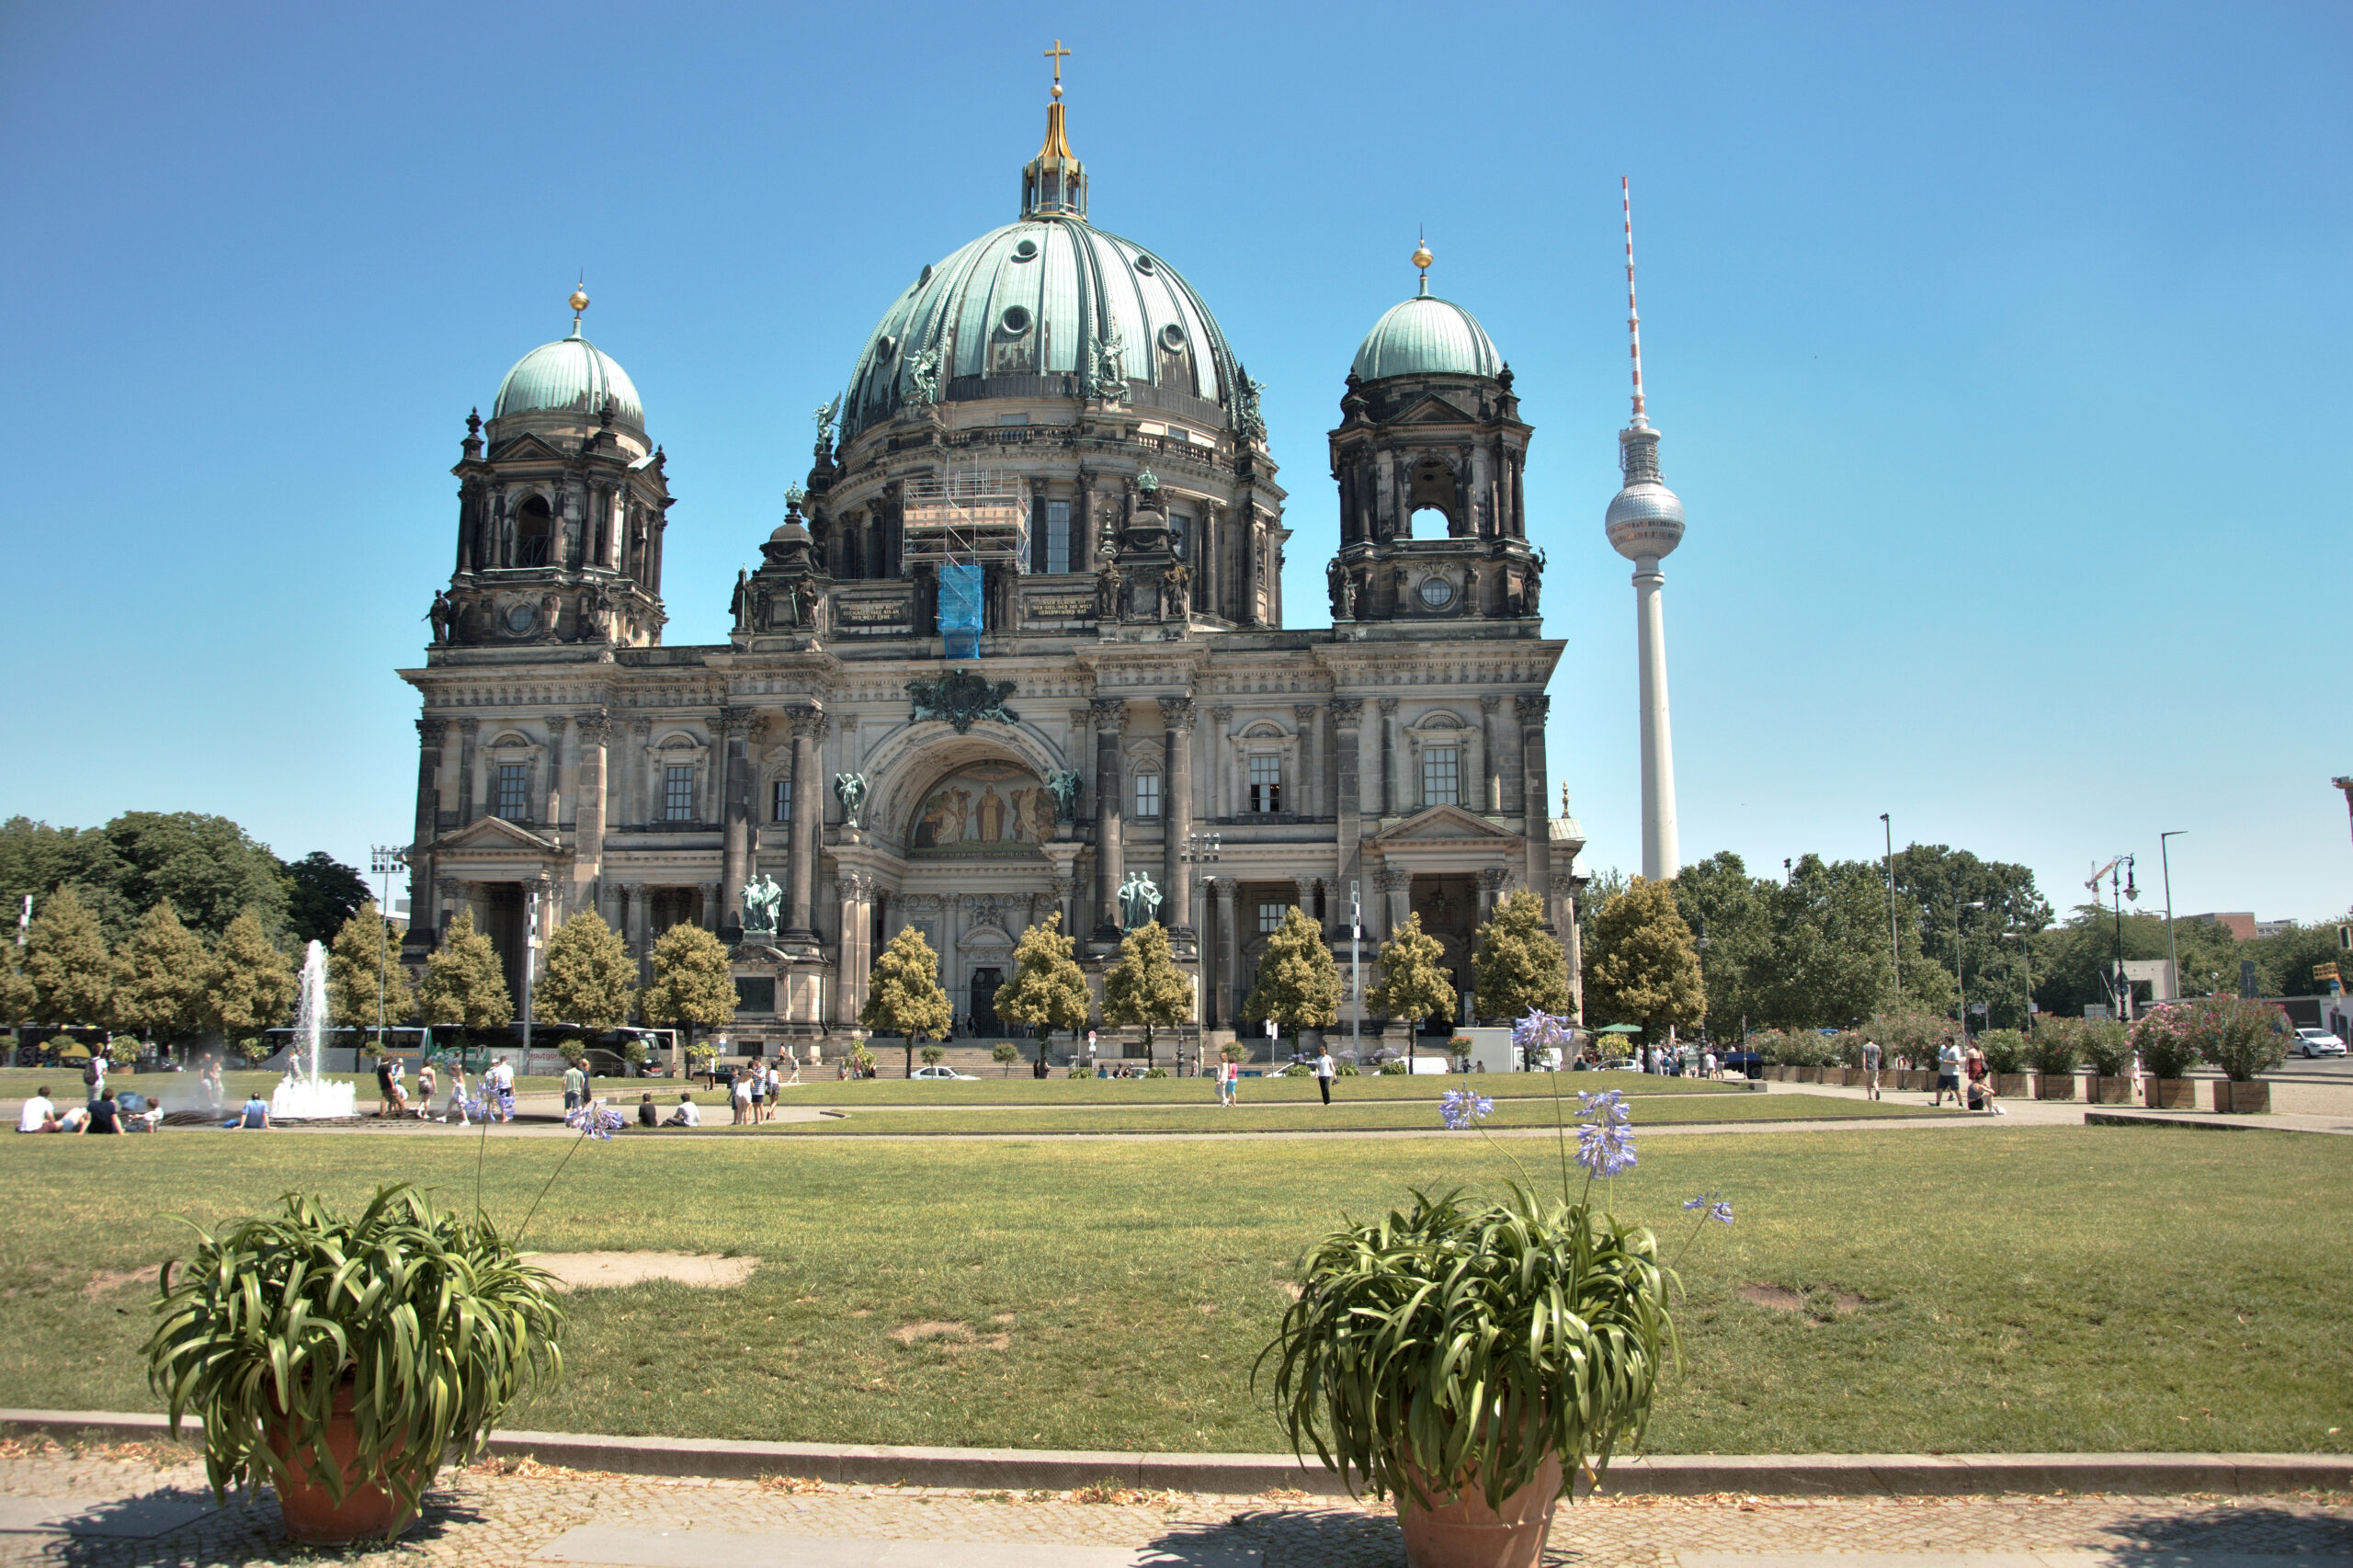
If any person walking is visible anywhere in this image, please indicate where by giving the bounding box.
[562,1059,587,1113]
[1860,1037,1882,1100]
[730,1068,752,1125]
[416,1060,438,1116]
[1933,1036,1964,1108]
[1313,1046,1336,1106]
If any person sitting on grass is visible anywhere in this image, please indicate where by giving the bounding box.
[57,1102,91,1133]
[637,1091,659,1129]
[234,1091,271,1131]
[17,1087,59,1133]
[79,1090,125,1136]
[664,1092,701,1128]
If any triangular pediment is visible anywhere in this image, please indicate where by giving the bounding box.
[1372,803,1519,843]
[486,433,568,463]
[427,816,561,856]
[1391,393,1479,426]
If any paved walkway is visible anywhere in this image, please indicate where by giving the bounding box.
[0,1438,2343,1567]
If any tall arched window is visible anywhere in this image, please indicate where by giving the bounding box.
[515,496,553,567]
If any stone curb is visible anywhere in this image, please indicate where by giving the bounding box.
[3,1411,2344,1497]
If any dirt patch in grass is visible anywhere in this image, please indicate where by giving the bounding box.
[81,1268,154,1299]
[1741,1282,1870,1315]
[888,1320,1012,1352]
[530,1253,757,1292]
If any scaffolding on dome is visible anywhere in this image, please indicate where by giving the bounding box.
[903,466,1028,659]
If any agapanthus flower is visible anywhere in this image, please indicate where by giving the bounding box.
[1577,1089,1631,1125]
[1685,1191,1734,1225]
[1575,1119,1638,1178]
[1710,1200,1733,1226]
[1439,1089,1495,1131]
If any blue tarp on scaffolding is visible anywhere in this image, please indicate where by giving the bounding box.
[939,562,983,659]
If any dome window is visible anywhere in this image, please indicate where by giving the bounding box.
[1012,237,1040,261]
[1134,254,1157,276]
[1418,576,1456,609]
[875,334,898,363]
[1157,323,1187,352]
[1000,305,1033,336]
[918,264,934,286]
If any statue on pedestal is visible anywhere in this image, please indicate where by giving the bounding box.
[740,874,784,937]
[833,772,869,829]
[1117,870,1162,932]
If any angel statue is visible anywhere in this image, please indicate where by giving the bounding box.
[904,347,941,407]
[812,395,840,457]
[1044,767,1082,824]
[833,771,869,830]
[1117,870,1163,932]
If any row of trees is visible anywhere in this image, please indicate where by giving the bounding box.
[0,888,304,1051]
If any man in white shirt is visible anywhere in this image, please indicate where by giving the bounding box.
[1313,1048,1336,1106]
[17,1088,58,1132]
[1860,1038,1883,1100]
[1934,1038,1963,1107]
[665,1092,701,1128]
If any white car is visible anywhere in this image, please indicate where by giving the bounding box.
[2290,1028,2347,1059]
[908,1064,981,1081]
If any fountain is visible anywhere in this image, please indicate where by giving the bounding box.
[269,939,358,1120]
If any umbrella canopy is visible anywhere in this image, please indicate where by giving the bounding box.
[1595,1023,1644,1035]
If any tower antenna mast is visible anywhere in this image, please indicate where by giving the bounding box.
[1623,176,1646,427]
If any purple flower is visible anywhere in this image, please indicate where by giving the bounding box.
[1683,1194,1708,1211]
[1577,1089,1631,1125]
[1439,1089,1495,1131]
[1575,1119,1637,1178]
[1710,1200,1733,1226]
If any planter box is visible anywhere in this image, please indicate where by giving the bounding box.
[2089,1074,2134,1104]
[2143,1078,2195,1108]
[2036,1072,2076,1100]
[1994,1073,2031,1098]
[2210,1080,2269,1114]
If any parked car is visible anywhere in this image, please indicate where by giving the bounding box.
[1718,1050,1765,1079]
[2290,1028,2347,1059]
[909,1065,981,1081]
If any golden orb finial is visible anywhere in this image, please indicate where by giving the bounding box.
[569,285,590,315]
[1411,241,1433,271]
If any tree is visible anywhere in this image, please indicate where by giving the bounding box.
[326,902,415,1036]
[204,908,298,1055]
[89,812,290,946]
[1580,876,1705,1044]
[991,1040,1020,1074]
[1101,920,1193,1066]
[2243,910,2353,999]
[1670,853,1771,1030]
[286,851,371,948]
[532,909,635,1028]
[25,886,111,1026]
[639,923,735,1061]
[1242,905,1341,1050]
[112,901,211,1046]
[862,925,951,1076]
[0,946,32,1037]
[1747,855,1903,1030]
[1368,913,1456,1033]
[920,1043,946,1066]
[416,911,512,1032]
[992,912,1091,1056]
[1470,888,1574,1021]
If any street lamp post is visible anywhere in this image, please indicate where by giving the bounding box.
[1349,881,1362,1062]
[1179,832,1220,1076]
[1881,813,1899,1006]
[2159,832,2186,1004]
[2000,928,2034,1032]
[368,846,405,1056]
[1956,900,1986,1040]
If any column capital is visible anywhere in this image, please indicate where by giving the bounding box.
[1209,703,1234,727]
[1479,694,1504,713]
[788,703,829,740]
[1329,697,1363,725]
[1091,697,1128,732]
[1515,694,1551,723]
[1156,694,1196,732]
[1293,702,1321,725]
[456,716,481,736]
[417,715,449,744]
[1479,866,1511,892]
[575,710,611,743]
[1374,867,1406,892]
[1212,879,1236,906]
[717,705,755,737]
[545,712,572,736]
[1376,696,1400,716]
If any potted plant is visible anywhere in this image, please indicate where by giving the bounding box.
[2024,1028,2077,1099]
[1975,1029,2029,1096]
[2075,1019,2133,1102]
[1259,1062,1721,1568]
[2184,995,2290,1112]
[145,1184,564,1543]
[2130,1006,2202,1108]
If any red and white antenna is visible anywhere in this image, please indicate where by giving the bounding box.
[1622,176,1647,427]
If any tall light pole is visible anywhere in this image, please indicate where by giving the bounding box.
[1349,881,1363,1061]
[1956,900,1986,1040]
[1881,814,1899,1006]
[1180,832,1220,1074]
[2001,928,2034,1032]
[369,846,405,1056]
[2158,832,2186,1003]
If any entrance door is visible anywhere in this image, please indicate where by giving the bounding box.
[970,968,1004,1035]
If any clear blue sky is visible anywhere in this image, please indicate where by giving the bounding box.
[3,1,2347,924]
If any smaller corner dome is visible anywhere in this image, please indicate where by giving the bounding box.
[1350,294,1504,381]
[493,331,645,430]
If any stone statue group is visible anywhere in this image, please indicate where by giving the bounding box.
[740,874,784,937]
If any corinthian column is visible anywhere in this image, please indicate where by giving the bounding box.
[1158,695,1196,946]
[573,711,609,912]
[782,705,826,950]
[1090,697,1127,943]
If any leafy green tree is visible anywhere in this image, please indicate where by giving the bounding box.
[285,851,371,948]
[112,901,211,1045]
[94,812,290,946]
[992,912,1091,1054]
[920,1043,946,1066]
[204,908,298,1054]
[1368,912,1456,1031]
[1102,920,1193,1066]
[1579,866,1631,913]
[2243,910,2353,998]
[531,909,634,1028]
[327,902,415,1033]
[1580,876,1705,1044]
[1243,905,1341,1050]
[1669,852,1771,1029]
[1890,843,2050,1021]
[1748,855,1903,1029]
[1470,888,1574,1021]
[639,923,736,1061]
[991,1040,1020,1074]
[416,910,512,1032]
[26,886,111,1026]
[0,946,33,1036]
[862,925,952,1076]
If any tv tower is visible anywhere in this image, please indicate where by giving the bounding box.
[1604,177,1685,881]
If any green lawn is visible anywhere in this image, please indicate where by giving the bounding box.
[0,1123,2342,1457]
[722,1094,1931,1136]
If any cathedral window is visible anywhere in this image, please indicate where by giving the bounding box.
[1422,746,1461,808]
[1045,500,1071,574]
[1133,771,1161,820]
[494,764,529,822]
[1257,902,1287,935]
[1247,755,1282,814]
[771,778,792,824]
[663,765,696,824]
[1409,506,1449,540]
[1169,513,1189,561]
[515,496,553,567]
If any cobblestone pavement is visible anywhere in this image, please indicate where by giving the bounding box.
[0,1440,2345,1567]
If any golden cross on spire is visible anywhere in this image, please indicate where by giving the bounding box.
[1044,38,1070,98]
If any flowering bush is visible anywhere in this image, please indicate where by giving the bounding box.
[2136,996,2290,1082]
[1975,1029,2028,1074]
[2130,1004,2206,1081]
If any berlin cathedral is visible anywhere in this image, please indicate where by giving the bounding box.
[398,67,1587,1051]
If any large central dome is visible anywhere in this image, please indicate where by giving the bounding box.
[838,92,1241,443]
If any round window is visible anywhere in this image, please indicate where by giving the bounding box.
[1134,254,1157,275]
[505,602,537,633]
[1000,305,1032,335]
[1418,577,1455,609]
[1158,323,1187,352]
[1011,237,1040,261]
[917,264,933,286]
[874,334,898,363]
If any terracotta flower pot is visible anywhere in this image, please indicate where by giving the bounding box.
[1396,1453,1563,1568]
[266,1387,422,1544]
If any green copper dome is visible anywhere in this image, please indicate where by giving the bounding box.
[1349,292,1504,381]
[492,328,644,431]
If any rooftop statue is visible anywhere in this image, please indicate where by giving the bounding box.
[1118,870,1162,932]
[834,771,869,829]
